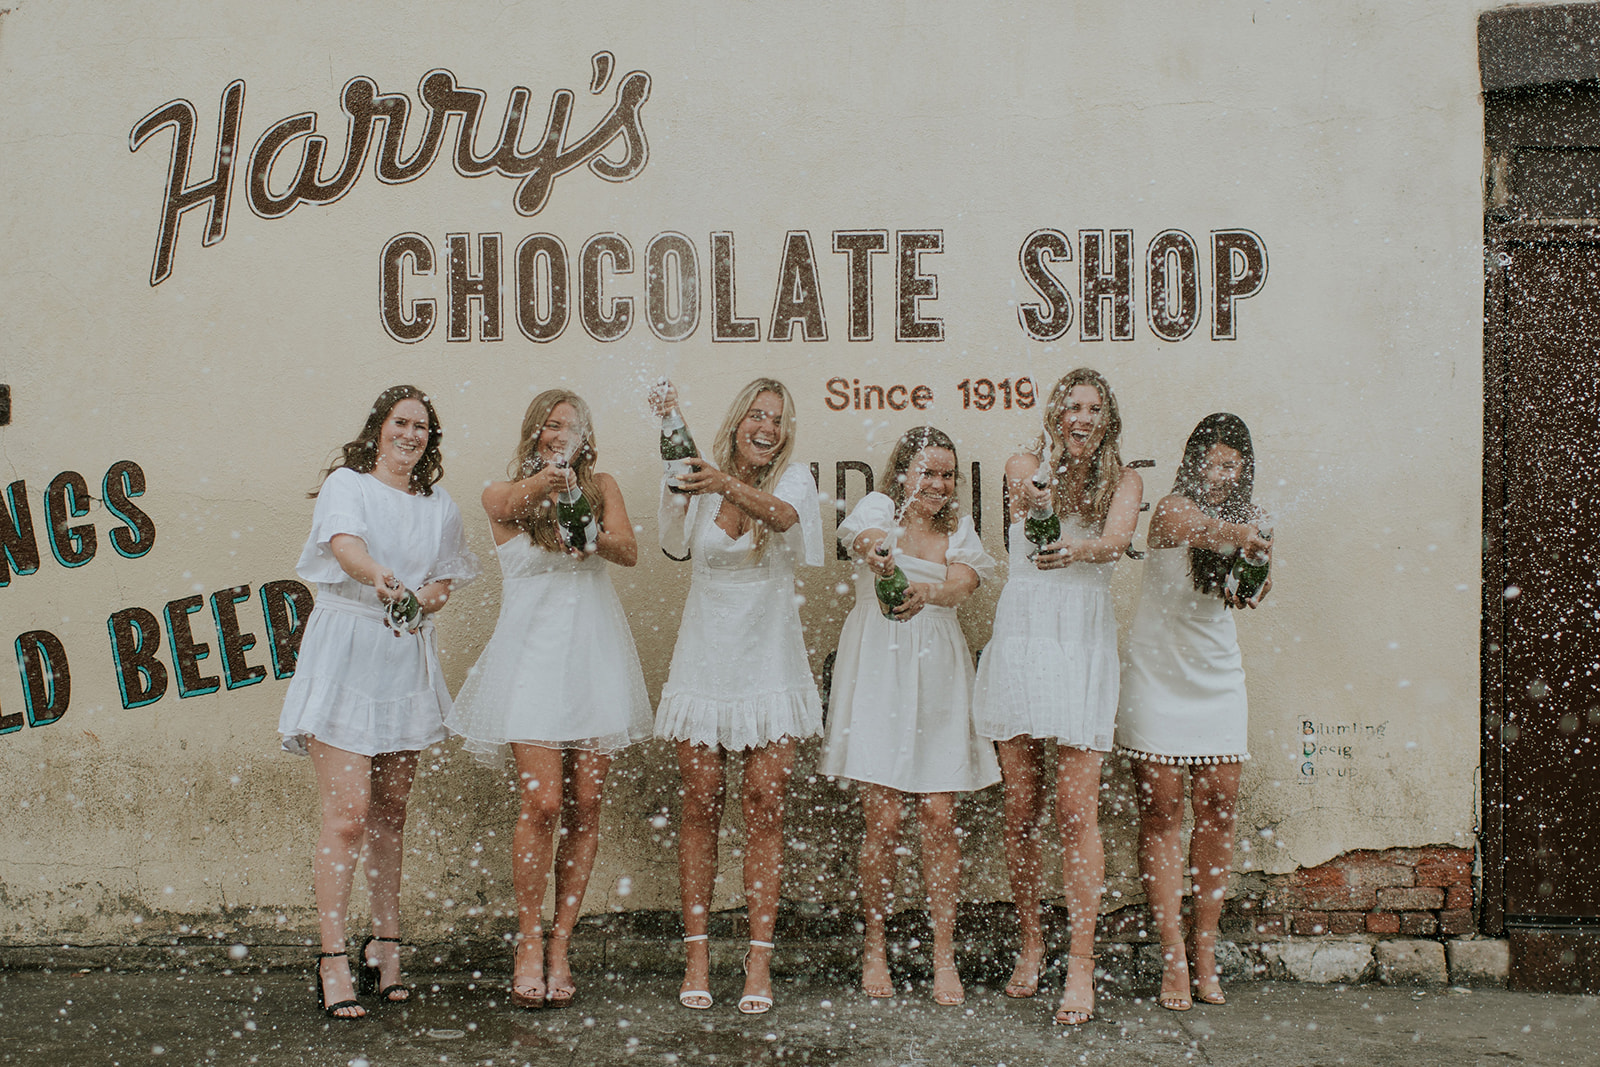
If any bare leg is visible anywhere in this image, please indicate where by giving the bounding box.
[308,739,372,1018]
[510,743,564,1004]
[739,738,795,1005]
[676,740,727,1006]
[858,784,906,997]
[1054,747,1104,1023]
[919,792,964,1006]
[1134,760,1191,1010]
[1188,761,1242,1004]
[995,737,1049,997]
[361,749,419,1001]
[545,748,613,1004]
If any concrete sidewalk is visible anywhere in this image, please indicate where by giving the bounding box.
[0,969,1593,1067]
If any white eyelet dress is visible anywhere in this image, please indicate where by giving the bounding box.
[444,533,654,764]
[653,464,826,751]
[278,467,481,757]
[819,492,1001,794]
[1114,546,1249,765]
[970,515,1120,751]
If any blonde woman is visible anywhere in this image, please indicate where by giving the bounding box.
[652,378,824,1015]
[446,390,652,1010]
[279,385,479,1019]
[820,426,1000,1006]
[970,368,1143,1025]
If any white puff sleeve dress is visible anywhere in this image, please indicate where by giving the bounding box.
[278,467,480,757]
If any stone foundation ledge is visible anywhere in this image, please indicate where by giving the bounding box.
[0,932,1509,989]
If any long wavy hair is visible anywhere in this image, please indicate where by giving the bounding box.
[509,390,604,553]
[1171,412,1256,596]
[877,425,961,535]
[314,384,443,497]
[711,377,797,559]
[1030,368,1124,531]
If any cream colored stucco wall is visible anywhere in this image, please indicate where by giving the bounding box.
[0,0,1483,944]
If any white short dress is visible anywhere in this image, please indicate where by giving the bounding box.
[820,493,1002,794]
[654,464,826,751]
[444,533,653,765]
[971,515,1120,751]
[278,467,480,757]
[1114,546,1249,765]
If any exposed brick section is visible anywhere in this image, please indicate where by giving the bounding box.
[1367,911,1402,934]
[1291,911,1329,935]
[1377,887,1447,910]
[1400,911,1439,936]
[1218,846,1475,950]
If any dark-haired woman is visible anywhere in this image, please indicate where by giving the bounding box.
[652,378,824,1016]
[445,389,652,1010]
[1116,412,1271,1012]
[820,426,999,1006]
[970,368,1143,1025]
[279,385,479,1019]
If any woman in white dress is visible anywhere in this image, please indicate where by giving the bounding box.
[444,390,652,1010]
[1117,412,1270,1011]
[970,368,1142,1025]
[652,378,824,1016]
[279,385,480,1019]
[820,426,1000,1007]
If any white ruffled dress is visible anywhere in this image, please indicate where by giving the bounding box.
[1114,546,1250,765]
[970,515,1120,751]
[445,534,653,763]
[278,467,480,757]
[653,464,825,751]
[820,493,1002,794]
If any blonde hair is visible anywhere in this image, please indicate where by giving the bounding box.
[509,389,604,553]
[1031,368,1125,532]
[877,425,961,535]
[711,377,797,559]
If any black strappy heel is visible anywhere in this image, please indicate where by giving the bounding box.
[315,951,364,1019]
[357,936,412,1004]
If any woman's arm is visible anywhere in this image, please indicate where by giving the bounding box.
[328,533,400,602]
[592,473,638,567]
[677,457,801,532]
[1036,468,1144,567]
[481,466,571,544]
[893,562,980,620]
[1146,493,1270,557]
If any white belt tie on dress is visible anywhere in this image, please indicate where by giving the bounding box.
[314,591,440,694]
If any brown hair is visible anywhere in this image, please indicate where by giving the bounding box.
[314,384,443,496]
[509,390,605,553]
[876,425,961,535]
[1172,412,1256,596]
[1031,368,1124,531]
[711,378,797,559]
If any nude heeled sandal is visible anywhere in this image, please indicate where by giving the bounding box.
[1053,953,1096,1025]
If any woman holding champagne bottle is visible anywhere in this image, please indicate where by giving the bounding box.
[279,385,480,1019]
[651,378,825,1015]
[819,426,1000,1006]
[1116,412,1271,1011]
[446,390,651,1010]
[970,368,1143,1025]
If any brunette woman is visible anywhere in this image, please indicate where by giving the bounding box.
[652,378,824,1015]
[279,385,480,1018]
[970,368,1143,1025]
[445,390,652,1009]
[1116,412,1270,1011]
[819,426,1000,1006]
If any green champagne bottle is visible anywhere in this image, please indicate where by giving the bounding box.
[385,588,421,634]
[1227,524,1273,601]
[873,532,910,620]
[1023,465,1060,556]
[555,464,599,552]
[661,407,699,493]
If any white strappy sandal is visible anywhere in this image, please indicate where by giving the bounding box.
[738,939,776,1015]
[678,934,713,1010]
